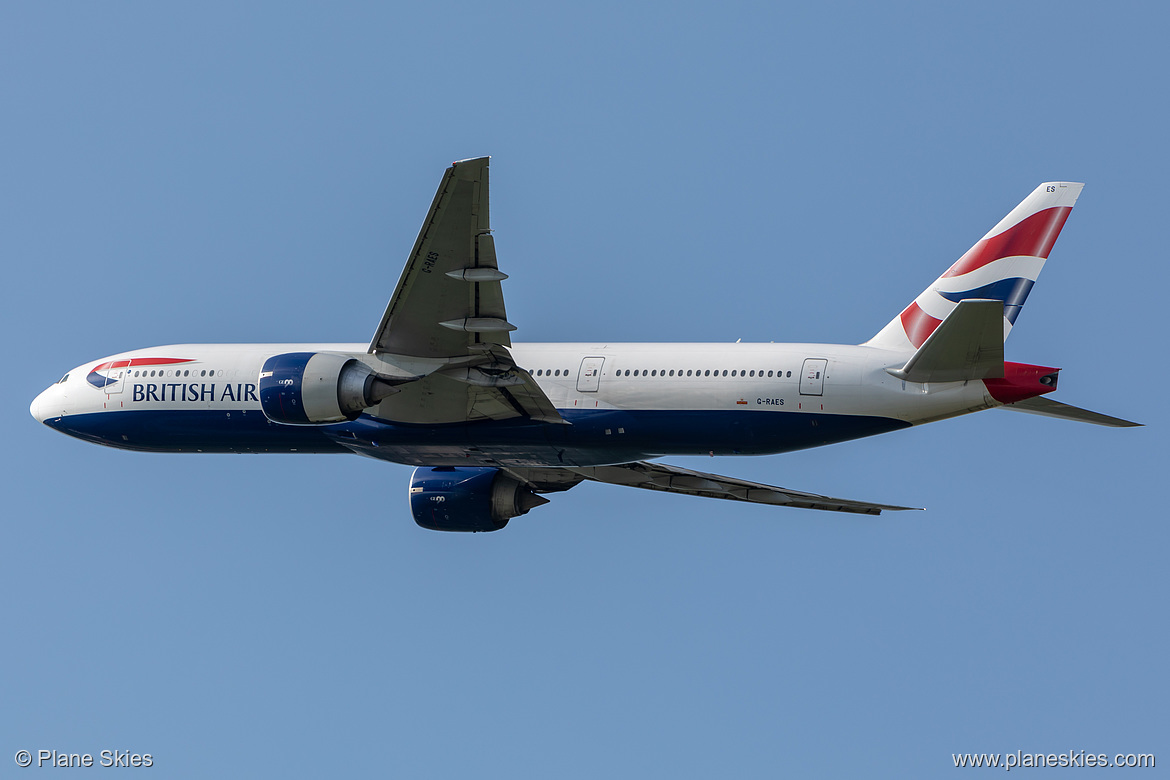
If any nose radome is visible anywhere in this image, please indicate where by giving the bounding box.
[30,387,52,424]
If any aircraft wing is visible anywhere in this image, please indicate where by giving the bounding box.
[370,157,511,358]
[508,461,920,516]
[369,158,563,424]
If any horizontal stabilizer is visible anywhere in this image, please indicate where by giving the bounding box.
[999,396,1141,427]
[887,299,1005,383]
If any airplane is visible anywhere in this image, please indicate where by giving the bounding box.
[30,158,1139,531]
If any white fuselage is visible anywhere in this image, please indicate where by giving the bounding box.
[32,341,997,467]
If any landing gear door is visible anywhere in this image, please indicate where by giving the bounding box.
[576,357,605,392]
[799,358,827,396]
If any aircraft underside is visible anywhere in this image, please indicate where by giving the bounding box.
[45,408,910,467]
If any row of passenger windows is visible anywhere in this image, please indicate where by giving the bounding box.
[132,369,222,378]
[533,368,795,379]
[616,368,793,378]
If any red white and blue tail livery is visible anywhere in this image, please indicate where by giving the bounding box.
[31,161,1138,532]
[868,182,1081,350]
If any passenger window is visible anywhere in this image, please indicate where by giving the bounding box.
[687,370,692,376]
[669,370,674,377]
[749,370,755,377]
[787,370,792,377]
[651,370,657,377]
[704,370,710,376]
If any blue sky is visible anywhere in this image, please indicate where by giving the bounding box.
[2,2,1165,776]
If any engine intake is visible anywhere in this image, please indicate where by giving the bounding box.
[409,467,550,532]
[258,352,400,425]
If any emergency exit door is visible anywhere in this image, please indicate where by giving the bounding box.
[576,357,605,392]
[799,358,827,396]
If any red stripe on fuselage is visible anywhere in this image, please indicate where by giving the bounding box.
[941,206,1072,279]
[92,357,196,372]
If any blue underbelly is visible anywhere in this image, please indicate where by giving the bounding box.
[45,408,910,465]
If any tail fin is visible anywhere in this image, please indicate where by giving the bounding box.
[866,182,1084,351]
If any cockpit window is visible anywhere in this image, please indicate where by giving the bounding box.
[57,373,70,384]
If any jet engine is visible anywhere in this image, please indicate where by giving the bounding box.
[409,467,550,532]
[258,352,401,425]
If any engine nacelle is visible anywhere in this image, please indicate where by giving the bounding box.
[409,467,550,532]
[258,352,397,425]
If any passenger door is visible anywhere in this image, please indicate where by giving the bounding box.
[576,357,605,392]
[799,358,827,396]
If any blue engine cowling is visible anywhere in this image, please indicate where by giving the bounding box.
[258,352,399,425]
[409,467,550,532]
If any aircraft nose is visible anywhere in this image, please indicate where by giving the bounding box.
[30,386,53,424]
